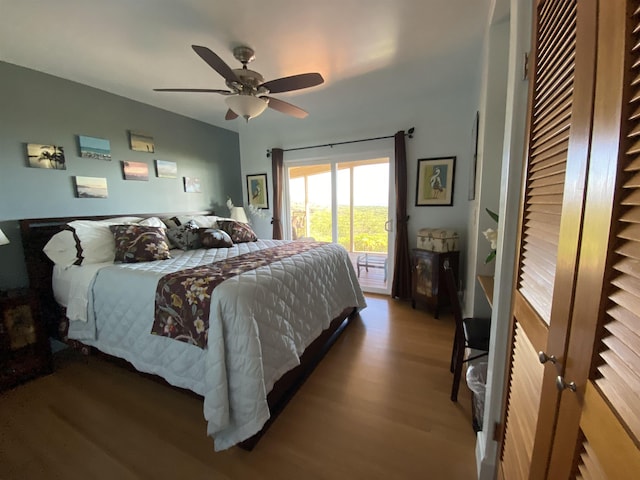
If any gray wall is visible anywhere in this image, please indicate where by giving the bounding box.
[0,62,243,289]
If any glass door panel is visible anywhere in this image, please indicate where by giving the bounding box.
[338,160,390,294]
[287,157,392,295]
[288,164,332,241]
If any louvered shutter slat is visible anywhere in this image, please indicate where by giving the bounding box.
[621,189,640,206]
[607,303,640,337]
[576,441,607,480]
[626,156,640,170]
[620,206,640,223]
[501,322,546,478]
[527,203,563,215]
[595,366,640,438]
[605,320,640,354]
[600,339,640,393]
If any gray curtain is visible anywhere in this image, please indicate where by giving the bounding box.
[391,131,412,299]
[271,148,284,239]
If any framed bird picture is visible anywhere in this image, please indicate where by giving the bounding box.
[415,157,456,206]
[247,173,269,209]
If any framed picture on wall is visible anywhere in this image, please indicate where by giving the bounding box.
[121,161,149,181]
[183,176,201,193]
[128,131,155,153]
[415,156,456,206]
[74,176,108,198]
[155,159,177,178]
[26,143,66,170]
[247,173,269,209]
[78,135,111,161]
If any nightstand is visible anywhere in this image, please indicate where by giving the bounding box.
[411,249,459,318]
[0,288,53,390]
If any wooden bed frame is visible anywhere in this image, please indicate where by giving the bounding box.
[19,212,358,451]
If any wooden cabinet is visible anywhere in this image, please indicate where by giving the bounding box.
[411,249,459,319]
[0,289,52,391]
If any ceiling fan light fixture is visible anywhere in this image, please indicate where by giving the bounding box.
[225,95,268,121]
[157,45,322,120]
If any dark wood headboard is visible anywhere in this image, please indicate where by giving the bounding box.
[19,211,212,337]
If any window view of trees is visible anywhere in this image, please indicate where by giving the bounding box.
[289,160,389,254]
[291,205,388,252]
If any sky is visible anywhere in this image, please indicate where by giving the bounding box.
[290,163,390,207]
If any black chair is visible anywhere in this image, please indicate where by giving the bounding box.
[443,262,491,402]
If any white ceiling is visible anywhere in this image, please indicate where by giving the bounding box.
[0,0,493,132]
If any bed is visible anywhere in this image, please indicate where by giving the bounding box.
[19,212,366,451]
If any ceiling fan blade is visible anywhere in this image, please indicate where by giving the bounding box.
[225,109,238,120]
[264,96,308,118]
[260,73,324,94]
[192,45,239,83]
[154,88,233,95]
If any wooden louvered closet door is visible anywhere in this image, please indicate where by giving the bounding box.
[543,0,640,477]
[499,0,597,478]
[499,0,640,478]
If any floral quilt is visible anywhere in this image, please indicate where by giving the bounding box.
[151,241,326,347]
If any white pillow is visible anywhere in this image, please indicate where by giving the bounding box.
[163,215,223,229]
[105,216,144,223]
[67,218,140,265]
[161,216,179,229]
[139,216,166,228]
[179,215,220,228]
[43,230,79,268]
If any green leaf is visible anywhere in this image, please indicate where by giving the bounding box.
[486,208,499,223]
[485,250,496,264]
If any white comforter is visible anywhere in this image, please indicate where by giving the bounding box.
[65,240,366,450]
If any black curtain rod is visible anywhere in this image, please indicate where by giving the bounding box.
[266,127,414,157]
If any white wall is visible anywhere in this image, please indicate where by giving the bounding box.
[464,18,511,320]
[237,45,484,288]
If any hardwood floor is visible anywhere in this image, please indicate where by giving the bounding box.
[0,295,477,479]
[348,252,388,292]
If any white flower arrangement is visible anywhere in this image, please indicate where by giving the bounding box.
[482,208,499,263]
[226,197,267,222]
[246,203,267,219]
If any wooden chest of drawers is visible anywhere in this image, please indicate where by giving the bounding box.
[411,249,459,319]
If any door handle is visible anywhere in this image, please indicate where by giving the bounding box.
[538,351,557,364]
[556,376,577,392]
[384,220,393,232]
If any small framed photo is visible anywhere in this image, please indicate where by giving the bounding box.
[74,176,108,198]
[121,161,149,181]
[247,173,269,209]
[78,135,111,161]
[26,143,66,170]
[415,156,456,206]
[155,159,177,178]
[128,131,155,153]
[183,176,201,193]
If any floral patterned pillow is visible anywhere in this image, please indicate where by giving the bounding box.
[199,228,233,248]
[217,220,258,243]
[109,225,171,263]
[166,220,202,250]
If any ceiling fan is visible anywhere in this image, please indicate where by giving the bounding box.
[154,45,324,121]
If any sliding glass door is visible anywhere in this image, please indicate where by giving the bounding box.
[286,155,394,295]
